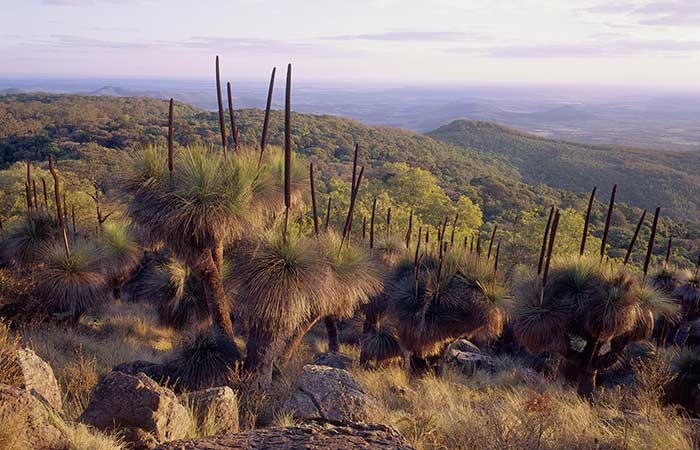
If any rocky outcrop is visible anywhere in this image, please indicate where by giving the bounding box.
[284,364,377,422]
[313,351,353,369]
[0,383,69,450]
[180,386,239,435]
[7,348,63,411]
[440,339,494,375]
[154,421,415,450]
[79,371,191,449]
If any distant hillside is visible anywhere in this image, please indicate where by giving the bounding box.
[428,120,700,221]
[0,93,567,222]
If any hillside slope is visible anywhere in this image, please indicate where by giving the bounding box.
[428,120,700,220]
[0,94,564,221]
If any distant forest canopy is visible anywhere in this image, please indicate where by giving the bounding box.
[0,93,698,267]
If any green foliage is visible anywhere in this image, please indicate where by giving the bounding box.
[34,241,108,323]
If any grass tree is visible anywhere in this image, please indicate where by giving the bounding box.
[1,214,59,266]
[232,227,334,388]
[513,253,677,396]
[139,258,214,330]
[313,230,383,353]
[34,240,108,324]
[667,257,700,345]
[97,221,141,300]
[387,245,507,374]
[123,144,264,347]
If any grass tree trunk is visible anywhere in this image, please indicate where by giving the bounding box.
[197,250,236,344]
[324,316,340,353]
[245,325,288,391]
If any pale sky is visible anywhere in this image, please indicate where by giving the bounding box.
[3,0,700,87]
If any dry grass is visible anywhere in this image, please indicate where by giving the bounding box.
[352,359,697,450]
[22,300,177,420]
[0,403,29,450]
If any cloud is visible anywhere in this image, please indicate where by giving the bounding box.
[23,34,148,49]
[322,31,480,42]
[584,0,700,26]
[176,36,314,54]
[452,38,700,58]
[41,0,141,5]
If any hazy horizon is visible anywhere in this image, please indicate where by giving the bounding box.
[4,0,700,88]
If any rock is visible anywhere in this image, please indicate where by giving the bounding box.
[451,339,481,354]
[180,387,239,435]
[113,360,176,386]
[0,383,69,450]
[7,348,63,411]
[313,351,353,369]
[154,421,415,450]
[79,371,192,449]
[284,364,377,422]
[441,347,494,376]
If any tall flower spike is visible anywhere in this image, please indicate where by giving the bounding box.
[168,98,174,175]
[580,186,596,256]
[215,56,227,154]
[600,184,616,261]
[643,207,661,278]
[48,155,70,257]
[542,210,560,287]
[283,63,292,240]
[369,197,377,249]
[487,224,498,260]
[226,82,239,152]
[537,206,554,275]
[309,163,319,236]
[259,67,276,166]
[623,209,647,265]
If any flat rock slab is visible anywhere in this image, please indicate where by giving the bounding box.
[154,421,415,450]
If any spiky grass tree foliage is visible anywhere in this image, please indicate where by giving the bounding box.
[168,331,241,391]
[123,145,297,346]
[231,227,335,388]
[97,221,141,300]
[651,263,683,295]
[1,214,59,266]
[511,256,677,395]
[666,348,700,414]
[308,230,383,352]
[140,258,214,330]
[360,315,402,366]
[669,269,700,345]
[33,241,107,324]
[387,248,507,373]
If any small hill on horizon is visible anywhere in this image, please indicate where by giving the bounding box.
[428,119,700,221]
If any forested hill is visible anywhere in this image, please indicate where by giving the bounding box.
[0,93,568,221]
[1,93,697,223]
[428,120,700,221]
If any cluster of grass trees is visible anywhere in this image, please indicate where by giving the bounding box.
[0,58,699,406]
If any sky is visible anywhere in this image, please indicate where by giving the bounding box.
[2,0,700,87]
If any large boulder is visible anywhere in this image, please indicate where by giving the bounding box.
[154,421,415,450]
[313,351,353,369]
[180,386,239,435]
[284,364,377,422]
[79,371,192,449]
[0,383,69,450]
[113,360,176,387]
[7,348,63,411]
